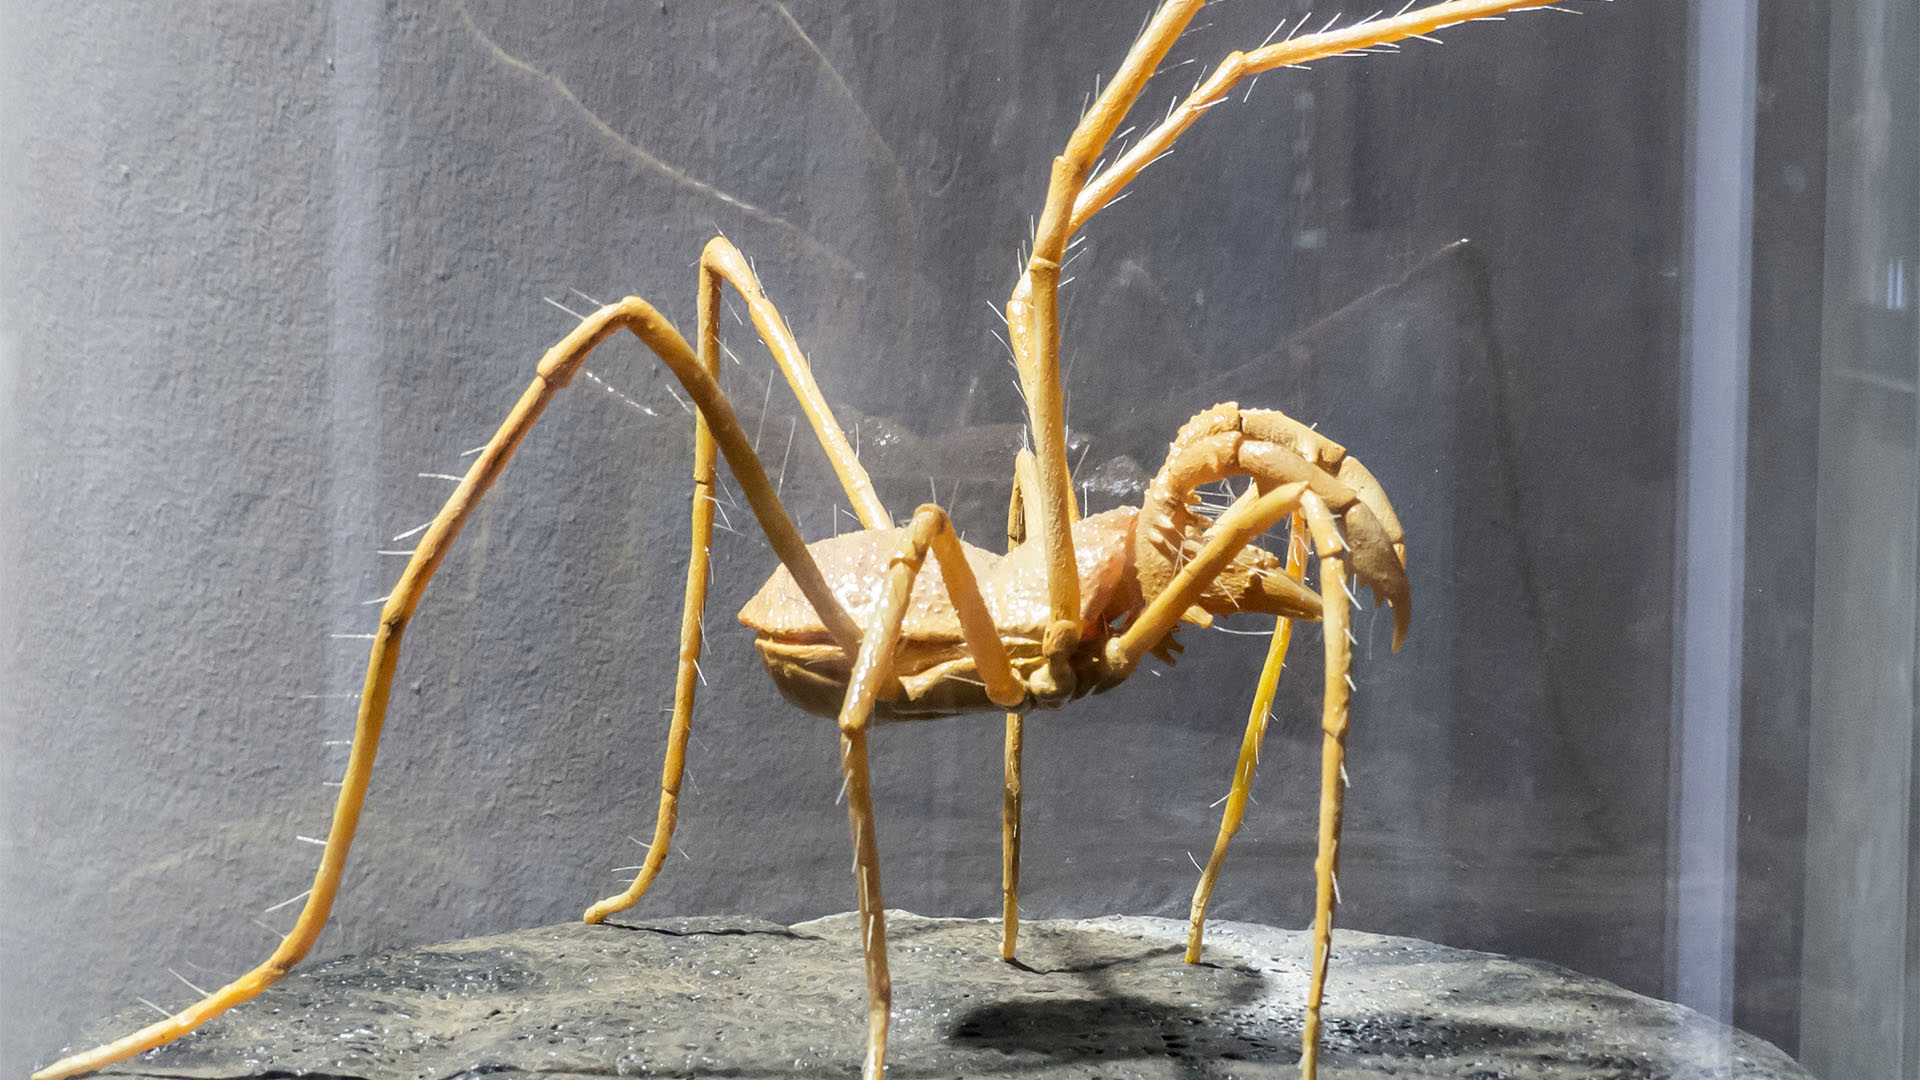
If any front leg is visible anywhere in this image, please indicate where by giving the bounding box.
[1297,493,1357,1080]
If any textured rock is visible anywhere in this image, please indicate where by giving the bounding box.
[72,913,1807,1079]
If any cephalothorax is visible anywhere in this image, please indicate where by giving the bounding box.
[741,403,1405,723]
[37,3,1579,1080]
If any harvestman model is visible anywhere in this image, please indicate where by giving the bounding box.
[36,2,1603,1078]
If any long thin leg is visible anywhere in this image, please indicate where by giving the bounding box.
[699,237,889,528]
[34,294,861,1080]
[835,504,1022,1080]
[1185,511,1309,962]
[1071,0,1561,235]
[999,450,1042,959]
[583,239,896,923]
[584,259,724,923]
[839,716,890,1080]
[1298,493,1354,1080]
[1000,713,1024,959]
[1007,0,1542,661]
[1006,0,1204,651]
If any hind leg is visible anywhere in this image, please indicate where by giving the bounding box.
[34,284,862,1080]
[586,238,890,923]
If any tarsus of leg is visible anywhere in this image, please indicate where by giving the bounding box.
[699,237,889,529]
[834,503,1022,1080]
[1185,510,1309,963]
[31,293,859,1080]
[1298,493,1355,1080]
[1071,0,1559,233]
[1000,711,1024,960]
[1000,451,1040,960]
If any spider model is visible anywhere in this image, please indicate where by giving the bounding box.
[37,2,1584,1079]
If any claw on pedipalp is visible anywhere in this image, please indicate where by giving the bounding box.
[1340,501,1411,651]
[1337,455,1407,561]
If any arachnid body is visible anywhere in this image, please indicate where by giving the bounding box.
[34,3,1610,1079]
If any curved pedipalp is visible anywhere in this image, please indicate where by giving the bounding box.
[1337,456,1407,562]
[1339,501,1411,651]
[1131,404,1409,653]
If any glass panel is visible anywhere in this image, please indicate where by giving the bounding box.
[0,2,1908,1076]
[1802,0,1920,1075]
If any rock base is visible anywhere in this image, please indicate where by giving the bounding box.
[71,912,1807,1078]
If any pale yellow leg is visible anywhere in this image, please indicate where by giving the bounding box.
[35,289,864,1080]
[1069,0,1565,233]
[999,450,1044,960]
[1298,493,1355,1080]
[839,718,891,1080]
[584,253,722,923]
[1005,0,1204,648]
[584,240,894,924]
[1000,714,1024,960]
[835,504,1022,1080]
[698,237,888,528]
[1186,512,1310,962]
[1008,0,1537,649]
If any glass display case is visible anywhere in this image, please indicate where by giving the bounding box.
[2,2,1911,1076]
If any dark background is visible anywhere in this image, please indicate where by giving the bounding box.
[1,1,1840,1074]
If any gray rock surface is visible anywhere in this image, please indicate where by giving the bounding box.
[69,913,1807,1079]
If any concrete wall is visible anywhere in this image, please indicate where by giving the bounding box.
[3,2,1697,1071]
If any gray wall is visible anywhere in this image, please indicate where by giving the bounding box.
[3,1,1702,1072]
